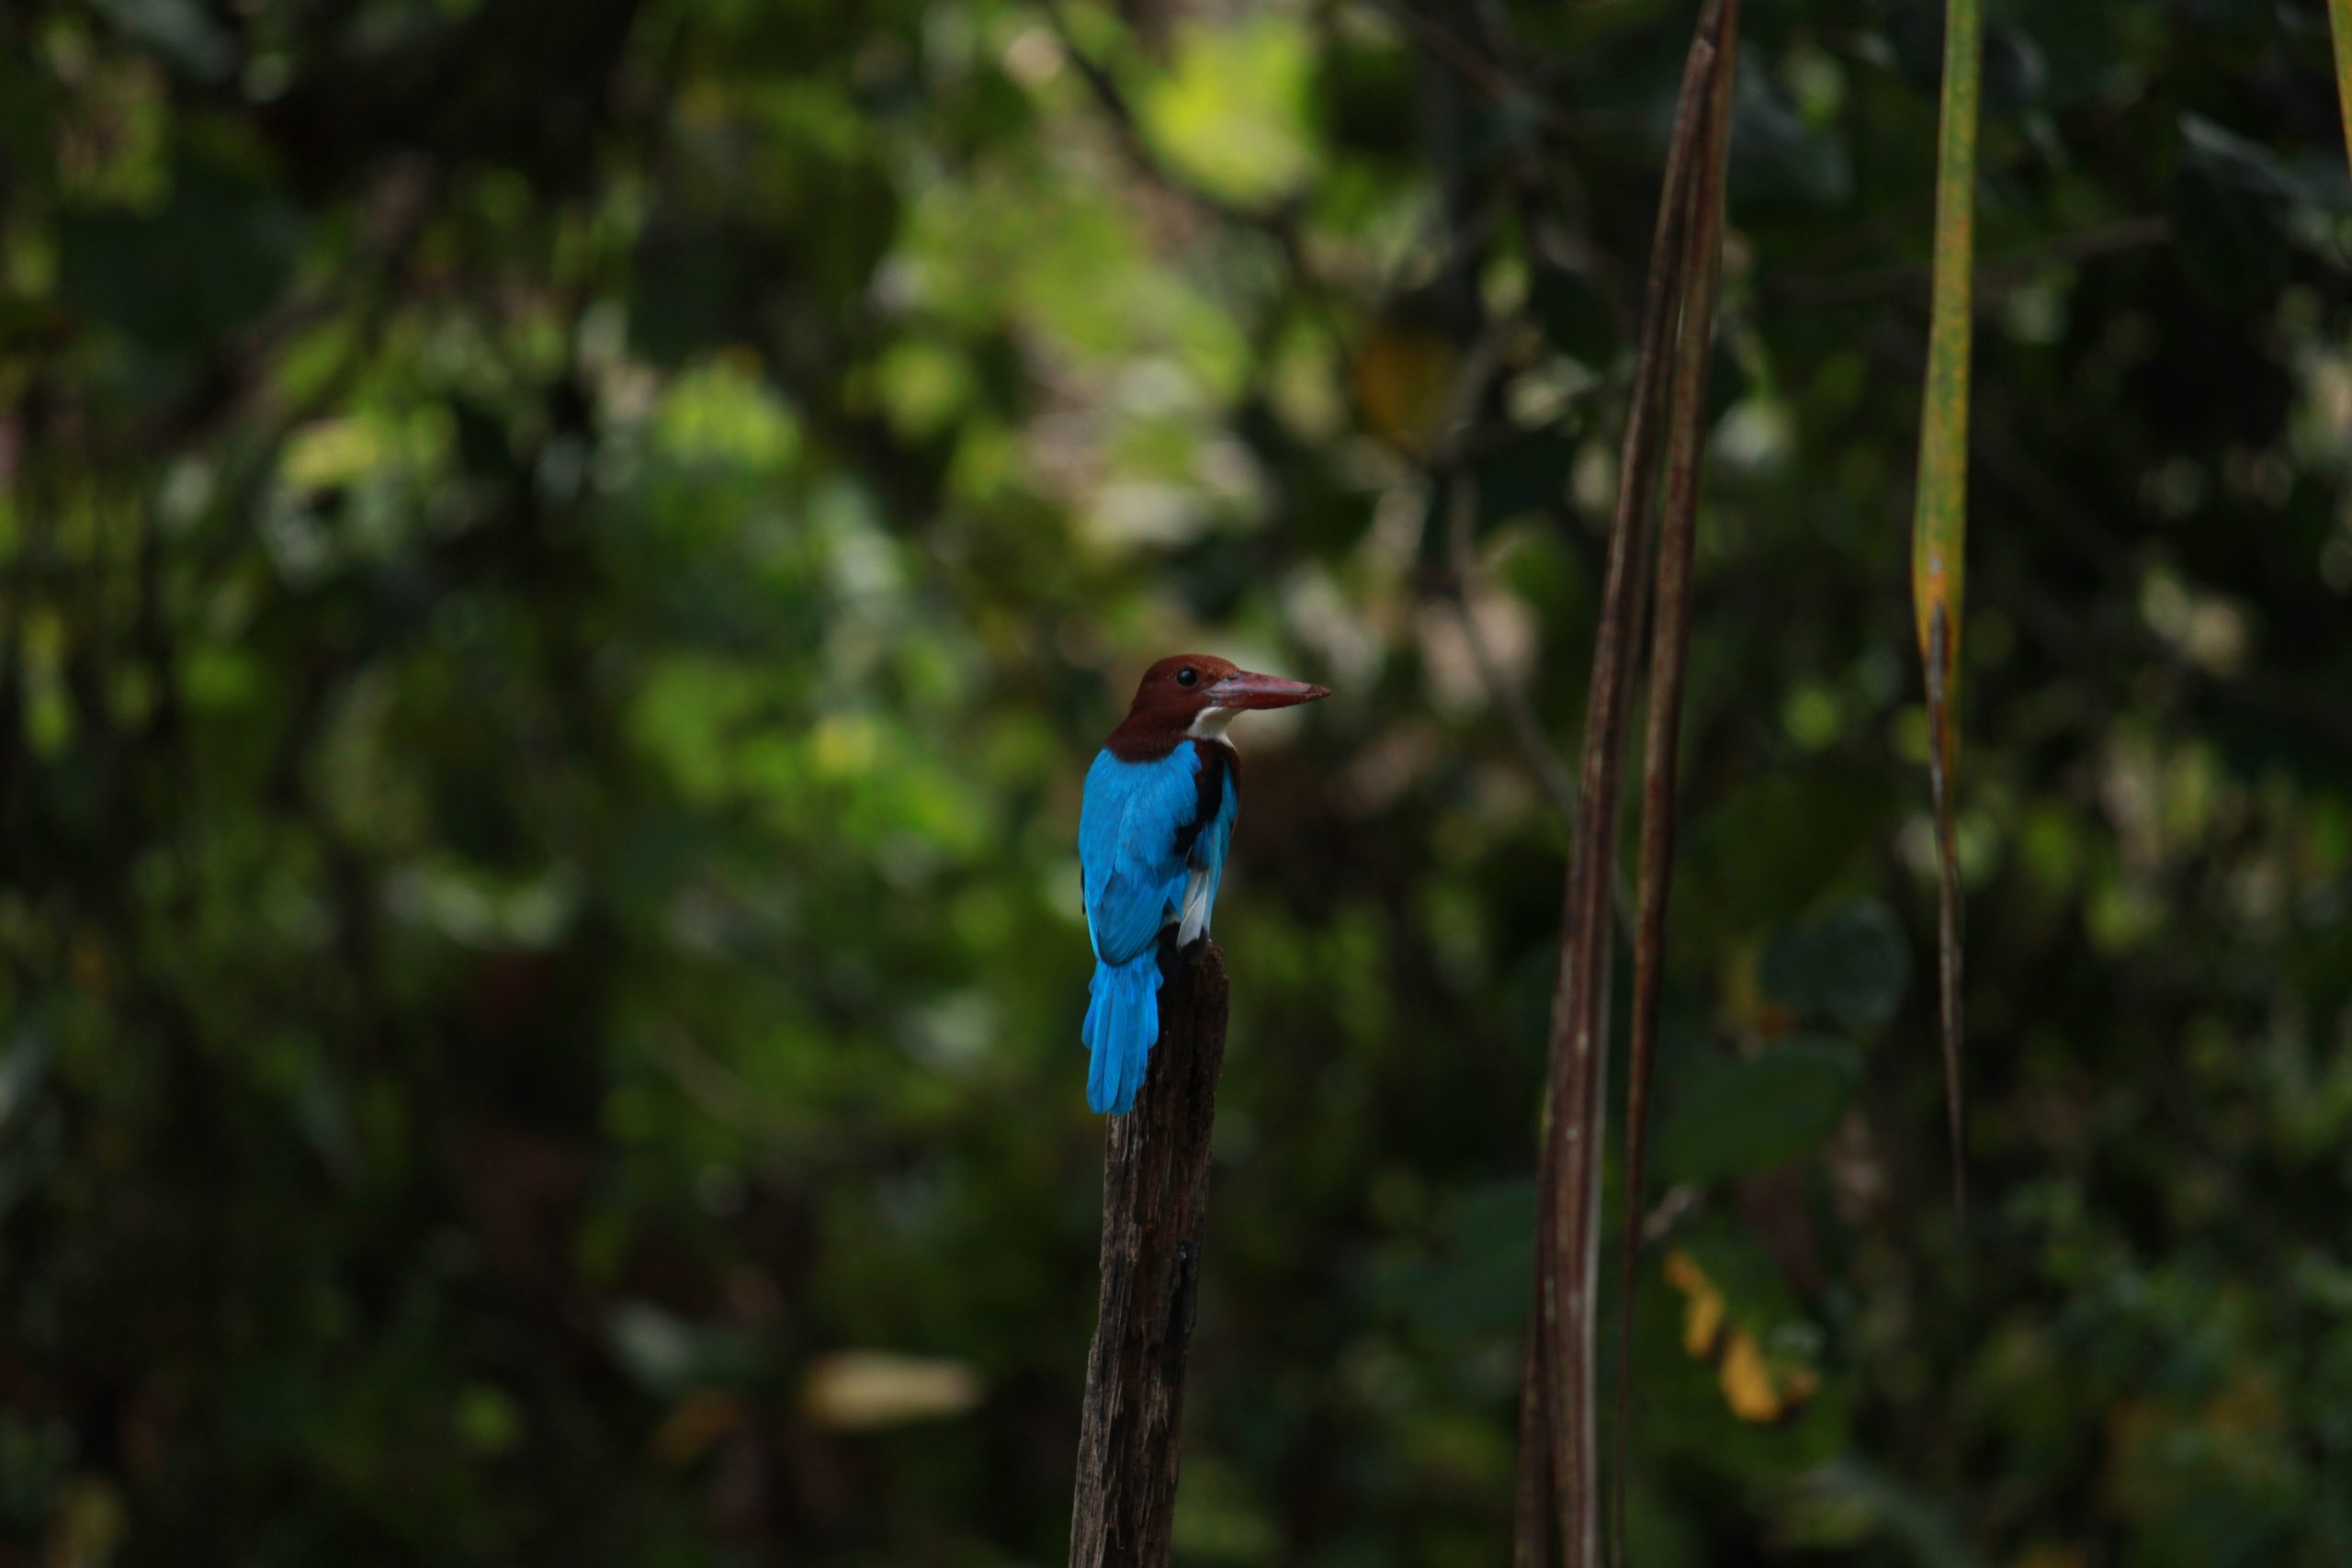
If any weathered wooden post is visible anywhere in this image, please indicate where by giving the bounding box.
[1068,942,1231,1568]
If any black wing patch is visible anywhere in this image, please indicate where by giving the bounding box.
[1170,740,1236,865]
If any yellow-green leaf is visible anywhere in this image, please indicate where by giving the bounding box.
[1911,0,1980,1215]
[2331,0,2352,179]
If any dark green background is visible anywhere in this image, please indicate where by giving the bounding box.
[4,0,2349,1562]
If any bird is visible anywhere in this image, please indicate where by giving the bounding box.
[1077,654,1330,1114]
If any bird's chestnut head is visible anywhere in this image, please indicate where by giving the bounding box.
[1105,654,1330,760]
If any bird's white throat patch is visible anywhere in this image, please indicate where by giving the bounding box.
[1186,706,1240,740]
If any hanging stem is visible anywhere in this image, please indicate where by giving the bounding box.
[1515,3,1736,1562]
[1613,7,1739,1562]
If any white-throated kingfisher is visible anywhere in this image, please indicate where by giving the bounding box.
[1078,654,1330,1114]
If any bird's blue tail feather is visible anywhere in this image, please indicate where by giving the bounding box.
[1082,952,1163,1114]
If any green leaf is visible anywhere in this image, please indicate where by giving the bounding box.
[1673,767,1894,944]
[1760,899,1913,1033]
[1378,1179,1535,1341]
[1140,16,1317,207]
[1656,1039,1863,1184]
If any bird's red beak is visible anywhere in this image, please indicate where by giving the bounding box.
[1204,669,1332,710]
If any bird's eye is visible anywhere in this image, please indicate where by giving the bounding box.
[1176,667,1198,687]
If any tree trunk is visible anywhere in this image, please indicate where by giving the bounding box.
[1069,941,1232,1568]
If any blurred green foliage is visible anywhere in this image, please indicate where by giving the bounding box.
[2,0,2350,1564]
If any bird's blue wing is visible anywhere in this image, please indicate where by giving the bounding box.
[1080,745,1203,964]
[1175,752,1238,945]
